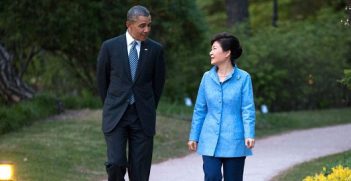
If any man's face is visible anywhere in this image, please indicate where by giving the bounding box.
[126,15,152,41]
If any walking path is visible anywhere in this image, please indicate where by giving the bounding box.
[148,123,351,181]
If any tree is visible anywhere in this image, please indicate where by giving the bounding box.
[347,0,351,21]
[339,69,351,90]
[0,44,34,103]
[0,0,208,102]
[225,0,249,27]
[272,0,278,27]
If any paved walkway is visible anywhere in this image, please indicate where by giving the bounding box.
[148,123,351,181]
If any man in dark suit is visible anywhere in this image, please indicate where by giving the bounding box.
[96,5,165,181]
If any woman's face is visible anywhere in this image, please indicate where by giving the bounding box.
[209,41,230,66]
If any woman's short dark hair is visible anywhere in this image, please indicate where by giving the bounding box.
[211,32,242,65]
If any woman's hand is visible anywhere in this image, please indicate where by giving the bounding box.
[245,138,255,149]
[187,140,198,151]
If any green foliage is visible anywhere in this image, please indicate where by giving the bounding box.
[0,0,127,91]
[24,52,82,95]
[149,0,209,101]
[0,92,101,135]
[0,0,208,103]
[283,0,345,20]
[248,0,345,29]
[60,90,102,109]
[1,0,349,111]
[196,0,226,32]
[195,1,351,111]
[197,0,345,31]
[238,9,351,111]
[339,69,351,90]
[0,94,57,135]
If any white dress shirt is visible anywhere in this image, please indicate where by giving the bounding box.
[126,31,140,58]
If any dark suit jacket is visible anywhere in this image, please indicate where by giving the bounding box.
[97,34,165,136]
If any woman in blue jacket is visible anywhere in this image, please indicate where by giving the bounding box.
[188,32,255,181]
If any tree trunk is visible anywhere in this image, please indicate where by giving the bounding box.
[347,0,351,22]
[225,0,249,27]
[0,44,34,103]
[272,0,278,27]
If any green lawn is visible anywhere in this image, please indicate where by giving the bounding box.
[0,110,106,181]
[255,107,351,137]
[0,107,350,180]
[0,110,190,181]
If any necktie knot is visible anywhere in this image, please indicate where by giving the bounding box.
[131,41,137,49]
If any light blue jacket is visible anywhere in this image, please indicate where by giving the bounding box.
[189,66,255,157]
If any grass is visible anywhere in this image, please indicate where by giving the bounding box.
[157,104,351,138]
[0,105,350,180]
[271,150,351,181]
[154,116,191,162]
[0,93,102,135]
[0,110,105,181]
[255,107,351,137]
[0,110,190,181]
[0,94,57,135]
[157,101,194,121]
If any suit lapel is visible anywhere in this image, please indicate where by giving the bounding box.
[120,35,133,82]
[134,40,149,81]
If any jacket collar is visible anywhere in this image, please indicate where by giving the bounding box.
[134,40,149,81]
[209,65,237,84]
[123,33,150,83]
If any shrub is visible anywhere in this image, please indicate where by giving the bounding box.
[303,165,351,181]
[238,8,351,111]
[0,93,57,135]
[60,90,102,109]
[339,69,351,90]
[0,91,101,135]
